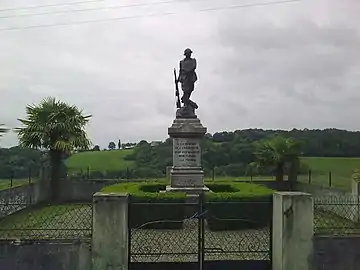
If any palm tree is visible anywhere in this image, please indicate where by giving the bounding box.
[0,124,9,137]
[254,135,302,182]
[16,97,91,201]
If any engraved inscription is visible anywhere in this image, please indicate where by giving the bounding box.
[173,138,201,167]
[172,176,202,187]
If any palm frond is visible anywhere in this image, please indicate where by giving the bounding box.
[254,135,302,167]
[17,97,92,153]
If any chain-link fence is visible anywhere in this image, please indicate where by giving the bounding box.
[0,202,92,240]
[314,195,360,235]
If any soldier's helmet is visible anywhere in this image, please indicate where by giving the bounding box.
[184,48,193,55]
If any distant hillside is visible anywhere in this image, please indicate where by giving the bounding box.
[3,128,360,179]
[65,149,135,173]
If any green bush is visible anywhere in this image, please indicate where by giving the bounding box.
[204,182,273,231]
[102,182,186,229]
[132,167,164,178]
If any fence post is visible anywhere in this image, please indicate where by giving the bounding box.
[10,171,13,187]
[351,178,360,222]
[272,192,313,270]
[328,171,332,187]
[166,166,172,182]
[92,192,129,270]
[87,166,90,180]
[308,169,312,184]
[28,167,32,184]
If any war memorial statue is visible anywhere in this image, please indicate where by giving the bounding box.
[167,48,208,194]
[174,48,199,118]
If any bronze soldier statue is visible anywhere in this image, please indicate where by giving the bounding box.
[175,48,199,118]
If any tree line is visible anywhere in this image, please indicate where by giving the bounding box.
[2,96,360,201]
[3,125,360,181]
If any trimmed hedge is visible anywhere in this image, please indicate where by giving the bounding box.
[102,182,186,229]
[204,182,273,231]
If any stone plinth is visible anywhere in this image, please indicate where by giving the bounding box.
[167,117,209,194]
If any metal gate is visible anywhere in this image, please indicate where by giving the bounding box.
[128,196,272,270]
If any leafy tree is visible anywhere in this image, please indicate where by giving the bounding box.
[118,139,121,149]
[108,141,116,150]
[0,124,9,137]
[92,145,100,151]
[254,135,302,181]
[16,97,91,201]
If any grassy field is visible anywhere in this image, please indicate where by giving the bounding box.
[300,157,360,190]
[65,148,135,173]
[301,157,360,176]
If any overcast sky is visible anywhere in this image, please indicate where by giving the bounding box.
[0,0,359,148]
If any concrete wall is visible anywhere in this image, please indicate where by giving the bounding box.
[59,179,120,202]
[0,179,117,207]
[0,240,91,270]
[314,236,360,270]
[0,181,50,218]
[294,182,350,197]
[0,181,49,205]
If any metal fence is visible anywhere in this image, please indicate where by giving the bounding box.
[0,202,92,240]
[314,195,360,235]
[129,199,272,269]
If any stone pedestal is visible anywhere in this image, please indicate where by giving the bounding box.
[166,117,209,194]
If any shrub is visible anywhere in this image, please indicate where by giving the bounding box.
[132,167,164,178]
[89,170,105,179]
[204,182,273,231]
[104,170,125,179]
[102,181,186,229]
[223,163,246,176]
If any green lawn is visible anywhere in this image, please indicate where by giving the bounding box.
[0,179,31,191]
[66,148,135,173]
[0,203,91,239]
[314,209,360,235]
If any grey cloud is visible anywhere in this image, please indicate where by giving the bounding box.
[1,0,360,147]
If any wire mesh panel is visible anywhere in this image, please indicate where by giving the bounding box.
[129,202,200,263]
[0,203,92,239]
[314,195,360,235]
[203,201,272,261]
[129,199,273,270]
